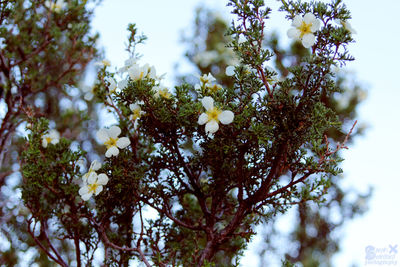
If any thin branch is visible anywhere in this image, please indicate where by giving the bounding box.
[89,218,152,267]
[73,229,81,267]
[27,218,68,267]
[42,221,68,267]
[141,196,203,231]
[11,39,52,68]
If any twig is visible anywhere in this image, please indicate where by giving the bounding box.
[89,218,152,267]
[27,218,68,267]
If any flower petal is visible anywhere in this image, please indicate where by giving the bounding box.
[128,65,140,80]
[86,171,97,181]
[310,19,321,32]
[201,96,214,111]
[303,13,316,24]
[302,33,316,48]
[205,120,219,134]
[116,137,130,149]
[42,139,48,148]
[50,138,59,145]
[118,79,128,89]
[129,103,138,111]
[108,126,121,138]
[81,192,92,201]
[106,146,119,157]
[91,160,101,171]
[49,130,60,139]
[287,28,300,39]
[292,15,303,27]
[87,173,97,184]
[218,111,234,125]
[97,173,109,185]
[198,113,209,125]
[94,185,103,195]
[97,129,109,143]
[79,186,89,196]
[148,66,157,79]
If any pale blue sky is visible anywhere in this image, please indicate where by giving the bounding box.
[92,0,400,266]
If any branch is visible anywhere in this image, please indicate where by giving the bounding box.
[73,227,81,267]
[319,120,357,164]
[89,218,152,267]
[141,196,203,231]
[41,221,69,267]
[27,218,68,267]
[11,38,52,68]
[170,141,212,221]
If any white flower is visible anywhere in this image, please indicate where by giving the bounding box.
[118,79,128,90]
[287,13,321,48]
[207,83,223,94]
[153,85,171,99]
[118,57,139,73]
[147,65,157,80]
[94,59,111,67]
[79,173,109,201]
[199,73,216,86]
[128,64,150,81]
[42,129,60,148]
[155,72,166,82]
[45,0,66,12]
[335,19,357,35]
[198,96,234,135]
[82,160,101,183]
[226,66,235,76]
[96,126,130,157]
[107,78,117,94]
[195,73,221,94]
[129,102,145,121]
[81,85,94,101]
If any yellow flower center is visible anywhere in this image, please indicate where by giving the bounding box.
[102,60,111,66]
[104,137,117,149]
[159,89,171,99]
[200,77,208,84]
[45,137,53,143]
[139,71,145,79]
[131,109,141,120]
[88,183,99,194]
[299,22,312,37]
[208,84,222,93]
[206,107,222,122]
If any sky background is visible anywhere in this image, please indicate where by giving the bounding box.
[91,0,400,266]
